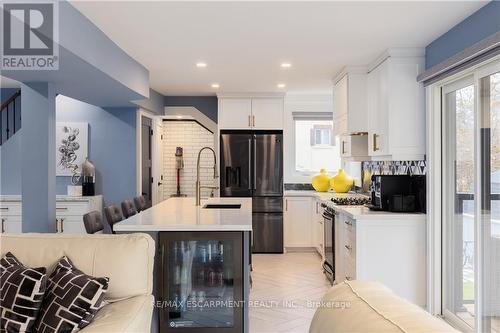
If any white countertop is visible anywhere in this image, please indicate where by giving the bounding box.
[0,195,102,202]
[284,190,425,220]
[114,197,253,232]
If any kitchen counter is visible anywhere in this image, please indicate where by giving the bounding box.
[0,195,102,202]
[284,190,425,220]
[114,197,252,232]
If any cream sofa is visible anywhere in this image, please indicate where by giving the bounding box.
[0,233,155,333]
[310,281,458,333]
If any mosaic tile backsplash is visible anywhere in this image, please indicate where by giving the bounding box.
[361,160,427,191]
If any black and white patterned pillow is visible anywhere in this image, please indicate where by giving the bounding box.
[0,252,47,333]
[34,256,109,333]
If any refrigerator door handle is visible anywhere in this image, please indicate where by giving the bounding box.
[253,136,257,190]
[248,139,252,190]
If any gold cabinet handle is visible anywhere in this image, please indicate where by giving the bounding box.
[1,218,5,233]
[252,115,255,127]
[248,115,251,127]
[285,199,288,211]
[341,140,346,154]
[373,133,379,152]
[60,218,65,233]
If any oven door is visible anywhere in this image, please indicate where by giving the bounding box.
[322,208,335,284]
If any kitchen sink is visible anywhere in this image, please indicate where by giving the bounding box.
[202,203,241,209]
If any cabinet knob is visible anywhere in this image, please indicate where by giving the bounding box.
[344,220,352,226]
[345,244,352,251]
[345,276,352,281]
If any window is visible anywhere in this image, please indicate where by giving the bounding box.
[293,116,340,174]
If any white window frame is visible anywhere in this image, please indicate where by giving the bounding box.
[426,56,500,332]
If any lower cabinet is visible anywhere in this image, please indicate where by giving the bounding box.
[334,211,426,307]
[0,195,102,234]
[284,197,313,248]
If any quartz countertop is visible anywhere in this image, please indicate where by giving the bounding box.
[284,190,425,220]
[114,197,252,232]
[0,195,102,202]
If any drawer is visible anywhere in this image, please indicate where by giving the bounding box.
[56,215,86,234]
[0,202,22,216]
[56,202,89,216]
[1,215,22,233]
[344,256,356,281]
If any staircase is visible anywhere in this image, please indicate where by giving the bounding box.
[0,89,21,145]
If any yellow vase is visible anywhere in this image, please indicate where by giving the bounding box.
[330,169,354,193]
[311,169,331,192]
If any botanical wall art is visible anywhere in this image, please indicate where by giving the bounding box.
[56,122,88,178]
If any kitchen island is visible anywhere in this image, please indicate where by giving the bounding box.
[114,197,252,333]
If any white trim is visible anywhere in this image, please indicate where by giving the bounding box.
[425,83,442,315]
[216,92,285,99]
[136,108,157,198]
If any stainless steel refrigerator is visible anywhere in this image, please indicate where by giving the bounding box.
[220,130,283,253]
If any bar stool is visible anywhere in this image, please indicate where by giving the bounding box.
[134,195,148,212]
[104,204,124,233]
[83,211,104,234]
[121,199,137,219]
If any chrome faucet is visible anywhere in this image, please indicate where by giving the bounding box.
[196,147,219,206]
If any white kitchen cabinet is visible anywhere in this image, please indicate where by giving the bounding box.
[218,98,252,129]
[339,134,369,160]
[332,67,368,136]
[333,209,426,307]
[251,98,283,129]
[312,199,324,258]
[284,196,313,248]
[367,50,425,160]
[0,195,102,234]
[218,94,284,130]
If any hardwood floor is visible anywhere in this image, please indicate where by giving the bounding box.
[249,252,331,333]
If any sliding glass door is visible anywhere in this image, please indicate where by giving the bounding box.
[443,60,500,333]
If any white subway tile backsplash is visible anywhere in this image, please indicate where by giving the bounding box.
[162,121,215,198]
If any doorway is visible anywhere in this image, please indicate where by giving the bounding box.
[141,116,153,208]
[441,59,500,333]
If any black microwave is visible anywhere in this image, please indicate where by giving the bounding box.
[370,175,426,213]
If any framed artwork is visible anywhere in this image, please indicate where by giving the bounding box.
[56,122,88,176]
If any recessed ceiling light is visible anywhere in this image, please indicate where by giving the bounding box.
[196,62,207,68]
[280,63,292,68]
[277,83,286,88]
[211,83,220,88]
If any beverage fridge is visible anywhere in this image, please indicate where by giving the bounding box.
[159,232,247,333]
[220,130,284,253]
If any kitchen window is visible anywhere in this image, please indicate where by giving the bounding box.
[293,113,340,174]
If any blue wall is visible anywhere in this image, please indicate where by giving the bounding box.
[134,88,165,115]
[55,96,137,206]
[164,96,218,123]
[425,1,500,69]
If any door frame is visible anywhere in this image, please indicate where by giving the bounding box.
[426,55,500,331]
[136,109,162,204]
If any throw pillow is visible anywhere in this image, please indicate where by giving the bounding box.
[0,252,47,333]
[34,256,108,333]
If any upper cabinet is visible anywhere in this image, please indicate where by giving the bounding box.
[218,94,284,130]
[366,49,425,160]
[332,67,368,136]
[333,49,426,161]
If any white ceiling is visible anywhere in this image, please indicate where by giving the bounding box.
[70,1,486,96]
